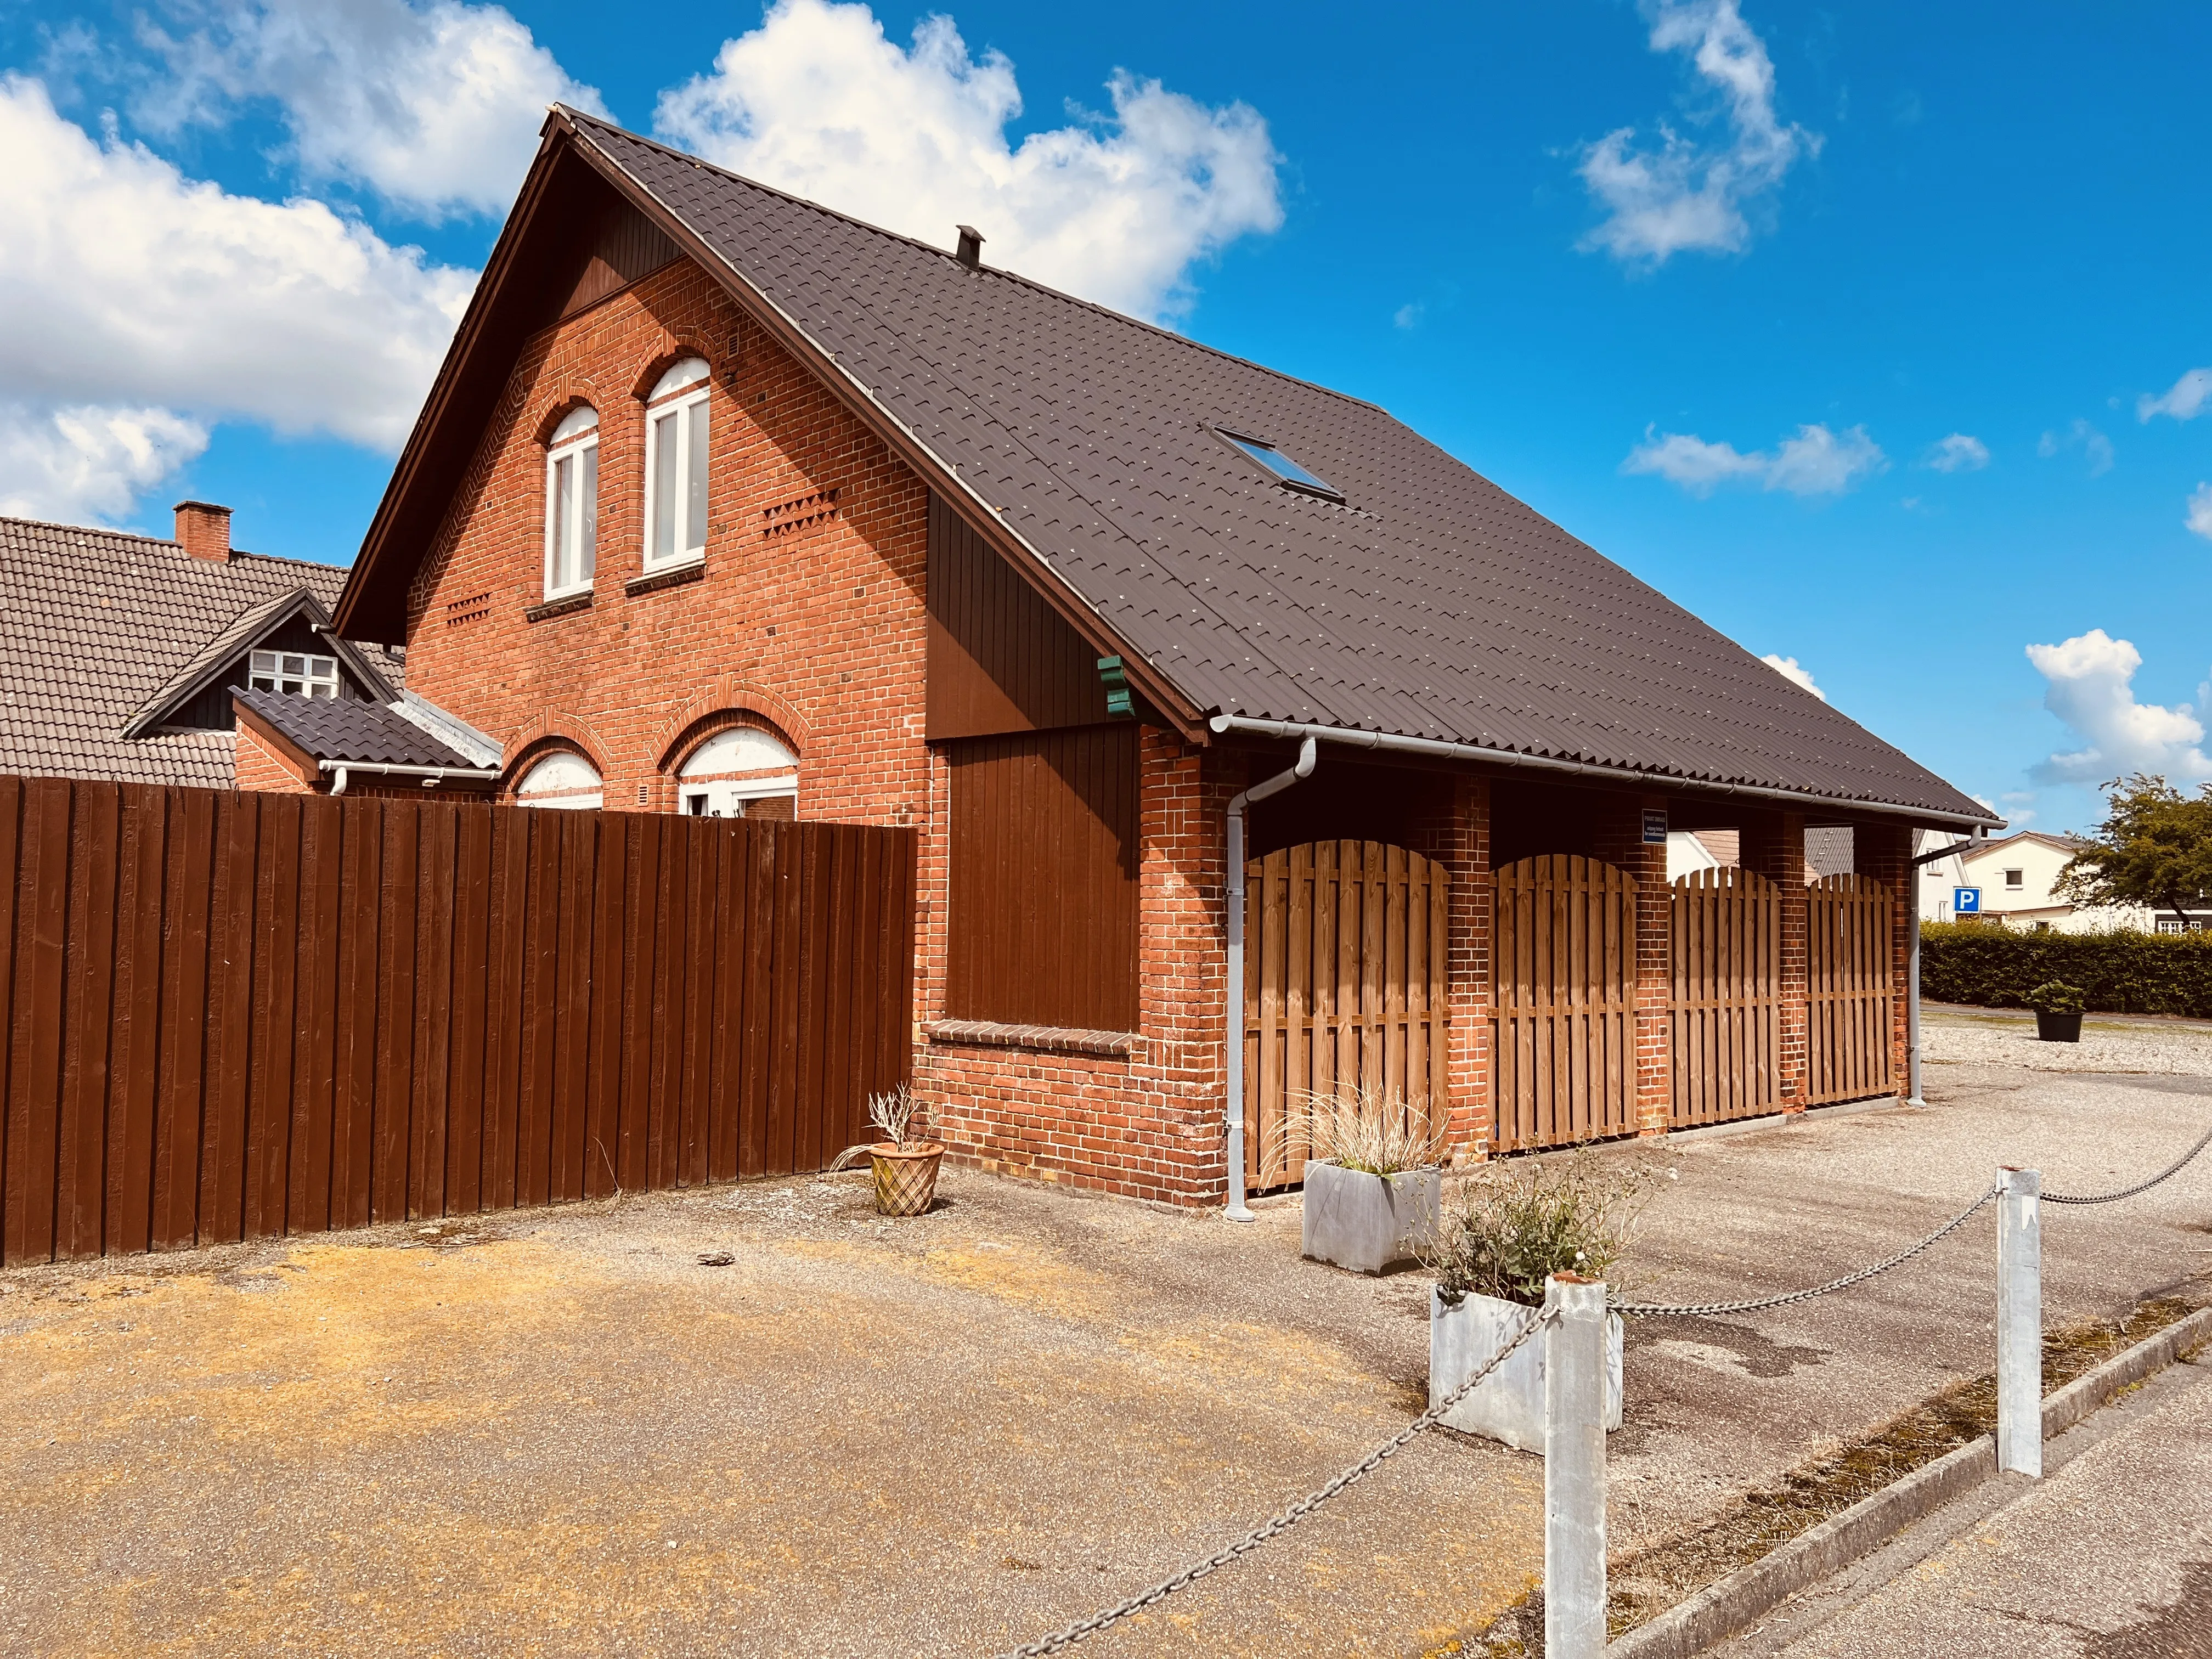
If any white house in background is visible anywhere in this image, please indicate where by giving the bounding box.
[1912,828,2208,932]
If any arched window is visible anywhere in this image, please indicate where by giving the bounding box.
[643,357,710,572]
[676,725,797,819]
[544,404,599,599]
[515,749,603,810]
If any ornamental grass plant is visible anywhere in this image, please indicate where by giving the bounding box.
[1260,1082,1451,1186]
[1421,1152,1655,1307]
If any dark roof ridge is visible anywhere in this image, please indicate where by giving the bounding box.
[0,511,350,574]
[556,106,1385,417]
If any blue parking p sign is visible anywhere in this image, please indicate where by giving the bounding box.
[1954,887,1982,915]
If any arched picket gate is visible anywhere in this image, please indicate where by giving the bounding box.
[1807,874,1895,1103]
[1669,866,1785,1127]
[1491,855,1637,1152]
[1242,841,1450,1190]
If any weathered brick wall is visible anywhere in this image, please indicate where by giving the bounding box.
[1594,794,1674,1136]
[1855,819,1915,1097]
[915,731,1239,1206]
[402,258,932,833]
[1741,810,1810,1107]
[1409,771,1492,1161]
[233,721,314,794]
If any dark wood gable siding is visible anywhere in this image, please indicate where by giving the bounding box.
[926,493,1108,740]
[947,724,1138,1031]
[168,617,380,732]
[561,194,680,319]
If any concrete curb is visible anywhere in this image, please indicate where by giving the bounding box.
[1605,1304,2212,1658]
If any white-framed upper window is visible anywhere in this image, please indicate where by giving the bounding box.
[250,648,339,699]
[643,357,710,571]
[544,404,599,599]
[2004,868,2024,889]
[515,750,604,810]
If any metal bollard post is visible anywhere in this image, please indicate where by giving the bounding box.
[1996,1167,2042,1477]
[1546,1274,1610,1659]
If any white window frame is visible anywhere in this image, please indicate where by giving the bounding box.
[249,648,340,699]
[642,360,711,572]
[2004,868,2024,889]
[543,409,600,601]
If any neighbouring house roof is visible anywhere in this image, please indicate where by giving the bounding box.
[1962,831,2092,864]
[233,686,497,774]
[1804,826,1856,880]
[124,587,396,739]
[0,514,404,789]
[337,109,1993,828]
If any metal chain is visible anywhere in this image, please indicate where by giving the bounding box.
[1611,1183,2000,1319]
[996,1304,1555,1659]
[2046,1121,2212,1205]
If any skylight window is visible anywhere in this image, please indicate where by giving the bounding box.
[1221,432,1342,500]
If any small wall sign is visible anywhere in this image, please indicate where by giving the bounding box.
[1641,809,1668,845]
[1955,886,1982,914]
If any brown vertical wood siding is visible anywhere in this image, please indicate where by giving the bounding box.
[0,776,915,1265]
[946,724,1138,1031]
[926,492,1109,740]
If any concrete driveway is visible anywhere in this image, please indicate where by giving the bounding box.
[5,1005,2208,1658]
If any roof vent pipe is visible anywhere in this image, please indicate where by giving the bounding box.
[955,225,984,270]
[1223,736,1317,1222]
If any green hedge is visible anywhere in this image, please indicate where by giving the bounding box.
[1920,922,2212,1018]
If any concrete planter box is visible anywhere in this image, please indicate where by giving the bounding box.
[1429,1285,1624,1453]
[1300,1159,1441,1274]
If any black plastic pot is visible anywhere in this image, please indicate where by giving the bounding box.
[2035,1011,2083,1043]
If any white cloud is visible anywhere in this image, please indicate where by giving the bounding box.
[654,0,1281,321]
[1623,422,1885,496]
[0,74,472,459]
[2025,629,2212,785]
[1393,302,1424,329]
[2037,417,2114,476]
[2138,366,2211,423]
[2188,482,2212,541]
[136,0,606,221]
[0,404,209,524]
[1922,432,1989,473]
[1760,653,1825,700]
[1575,0,1817,265]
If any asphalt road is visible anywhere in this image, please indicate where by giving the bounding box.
[1712,1348,2212,1657]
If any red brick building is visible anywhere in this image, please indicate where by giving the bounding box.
[323,109,1995,1209]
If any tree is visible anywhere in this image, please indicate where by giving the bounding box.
[2054,774,2212,928]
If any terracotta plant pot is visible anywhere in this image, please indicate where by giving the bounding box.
[2035,1011,2083,1043]
[870,1141,945,1216]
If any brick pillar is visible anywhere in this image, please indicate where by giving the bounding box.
[1594,793,1672,1137]
[1410,772,1492,1163]
[1857,820,1913,1099]
[1742,811,1809,1110]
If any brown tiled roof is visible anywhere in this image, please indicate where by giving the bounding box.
[0,514,402,788]
[343,110,1990,825]
[234,687,488,771]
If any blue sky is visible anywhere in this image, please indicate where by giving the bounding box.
[2,0,2208,833]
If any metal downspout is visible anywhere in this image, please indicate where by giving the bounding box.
[1907,828,1987,1105]
[1224,737,1317,1222]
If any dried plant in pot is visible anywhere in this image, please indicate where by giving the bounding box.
[1418,1152,1648,1451]
[1266,1085,1449,1274]
[866,1086,944,1217]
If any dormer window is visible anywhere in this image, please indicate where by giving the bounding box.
[250,649,339,699]
[544,404,599,599]
[644,357,711,571]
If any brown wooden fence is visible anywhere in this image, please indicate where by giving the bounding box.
[1669,867,1784,1127]
[1807,873,1895,1105]
[1492,855,1637,1152]
[1244,841,1449,1189]
[0,777,915,1265]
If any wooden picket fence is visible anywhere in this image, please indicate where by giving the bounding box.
[1669,867,1785,1127]
[1807,873,1895,1104]
[0,777,915,1265]
[1243,841,1449,1189]
[1492,855,1637,1152]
